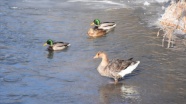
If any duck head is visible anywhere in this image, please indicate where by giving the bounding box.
[43,39,54,46]
[91,19,101,26]
[93,51,106,59]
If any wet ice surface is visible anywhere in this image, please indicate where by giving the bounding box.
[0,0,186,104]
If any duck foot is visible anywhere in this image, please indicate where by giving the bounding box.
[114,79,118,84]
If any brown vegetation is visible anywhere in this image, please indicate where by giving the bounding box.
[157,1,186,48]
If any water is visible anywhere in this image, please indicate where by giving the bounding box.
[0,0,186,104]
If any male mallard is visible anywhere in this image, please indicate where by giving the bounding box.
[91,19,116,32]
[94,51,140,83]
[43,39,70,51]
[87,28,107,37]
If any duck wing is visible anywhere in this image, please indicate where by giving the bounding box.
[99,22,116,30]
[102,22,116,26]
[104,58,136,77]
[53,42,70,47]
[106,59,134,72]
[49,42,70,51]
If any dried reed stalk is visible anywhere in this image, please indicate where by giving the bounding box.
[157,1,186,48]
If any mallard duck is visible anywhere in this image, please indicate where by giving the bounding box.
[43,39,70,51]
[91,19,116,32]
[94,51,140,83]
[87,28,107,37]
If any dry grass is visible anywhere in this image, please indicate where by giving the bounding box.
[157,27,176,48]
[157,1,186,48]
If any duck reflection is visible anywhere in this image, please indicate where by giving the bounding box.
[47,50,54,59]
[46,48,69,59]
[99,83,140,104]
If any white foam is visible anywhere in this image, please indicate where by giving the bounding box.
[68,0,169,4]
[68,0,126,7]
[144,1,150,6]
[10,7,18,9]
[155,0,169,3]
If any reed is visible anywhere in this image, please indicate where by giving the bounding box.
[157,0,186,48]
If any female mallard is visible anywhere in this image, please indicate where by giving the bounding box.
[43,39,70,51]
[87,28,107,37]
[91,19,116,32]
[94,51,140,83]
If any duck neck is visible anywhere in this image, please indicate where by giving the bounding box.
[49,42,53,46]
[97,54,109,76]
[100,54,109,67]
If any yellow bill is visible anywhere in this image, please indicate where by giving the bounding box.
[90,22,94,26]
[43,43,47,46]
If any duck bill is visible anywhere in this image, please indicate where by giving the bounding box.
[90,22,94,26]
[93,55,98,59]
[43,43,47,46]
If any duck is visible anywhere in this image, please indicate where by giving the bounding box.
[91,19,116,32]
[87,28,107,37]
[43,39,70,51]
[93,51,140,83]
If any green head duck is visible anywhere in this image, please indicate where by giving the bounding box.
[43,39,54,46]
[91,19,101,26]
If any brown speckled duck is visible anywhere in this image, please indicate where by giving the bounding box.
[87,28,107,37]
[94,51,140,83]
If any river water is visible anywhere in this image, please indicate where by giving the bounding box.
[0,0,186,104]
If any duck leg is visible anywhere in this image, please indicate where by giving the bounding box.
[114,79,118,84]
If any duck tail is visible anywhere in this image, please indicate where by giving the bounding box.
[118,61,140,77]
[67,43,71,46]
[113,23,116,28]
[128,58,133,61]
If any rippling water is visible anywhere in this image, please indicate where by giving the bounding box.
[0,0,186,104]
